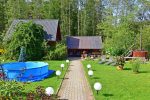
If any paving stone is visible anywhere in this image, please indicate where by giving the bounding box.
[58,58,94,100]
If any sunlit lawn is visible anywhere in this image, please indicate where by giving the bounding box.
[24,60,68,94]
[0,57,68,95]
[82,60,150,100]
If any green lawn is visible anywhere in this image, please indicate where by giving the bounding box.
[0,59,68,95]
[82,60,150,100]
[23,60,68,94]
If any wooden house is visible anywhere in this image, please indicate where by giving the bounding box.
[5,19,61,46]
[66,36,103,57]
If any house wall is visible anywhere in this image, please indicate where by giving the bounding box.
[56,25,61,41]
[67,49,102,57]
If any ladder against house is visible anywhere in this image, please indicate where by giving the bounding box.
[125,50,133,57]
[122,44,135,60]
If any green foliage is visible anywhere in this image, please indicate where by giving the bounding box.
[132,59,141,73]
[4,21,45,60]
[139,22,150,56]
[0,80,24,99]
[44,43,67,60]
[98,14,139,56]
[1,0,150,58]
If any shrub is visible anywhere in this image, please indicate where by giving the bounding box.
[0,80,25,99]
[132,59,141,73]
[44,43,67,60]
[4,21,45,61]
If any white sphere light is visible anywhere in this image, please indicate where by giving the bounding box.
[87,64,91,69]
[56,70,61,76]
[66,60,69,63]
[60,64,65,68]
[88,70,93,76]
[25,0,32,3]
[45,87,54,96]
[44,0,49,2]
[94,82,102,91]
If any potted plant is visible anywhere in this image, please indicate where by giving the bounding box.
[132,58,140,74]
[116,56,125,70]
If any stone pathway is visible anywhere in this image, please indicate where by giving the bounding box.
[58,58,94,100]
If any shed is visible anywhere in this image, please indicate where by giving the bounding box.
[67,36,103,57]
[5,19,61,46]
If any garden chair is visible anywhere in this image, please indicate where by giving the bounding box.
[99,55,107,64]
[110,58,117,66]
[110,61,117,66]
[105,56,114,65]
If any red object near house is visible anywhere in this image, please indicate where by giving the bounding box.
[133,50,148,58]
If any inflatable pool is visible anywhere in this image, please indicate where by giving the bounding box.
[2,62,54,82]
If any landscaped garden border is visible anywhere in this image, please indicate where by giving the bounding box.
[0,60,69,99]
[82,60,150,100]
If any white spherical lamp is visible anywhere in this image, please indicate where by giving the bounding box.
[45,87,54,96]
[66,60,69,63]
[56,70,61,76]
[60,64,65,70]
[88,70,93,77]
[94,82,102,94]
[87,64,91,70]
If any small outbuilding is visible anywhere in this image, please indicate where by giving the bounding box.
[5,19,61,46]
[67,36,103,57]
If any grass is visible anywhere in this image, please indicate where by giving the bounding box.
[23,60,68,94]
[0,58,69,98]
[82,60,150,100]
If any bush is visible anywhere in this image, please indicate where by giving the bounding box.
[0,80,25,99]
[132,59,141,73]
[44,43,67,60]
[4,21,45,61]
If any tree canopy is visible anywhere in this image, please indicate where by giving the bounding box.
[0,0,150,56]
[4,21,45,60]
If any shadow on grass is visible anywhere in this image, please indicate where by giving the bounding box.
[93,77,100,79]
[92,69,96,71]
[103,93,114,97]
[123,68,132,70]
[139,71,150,73]
[46,72,56,79]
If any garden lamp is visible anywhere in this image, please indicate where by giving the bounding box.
[88,70,93,77]
[60,64,65,71]
[87,64,91,70]
[94,82,102,95]
[66,60,70,67]
[66,60,69,63]
[45,87,54,96]
[56,70,61,79]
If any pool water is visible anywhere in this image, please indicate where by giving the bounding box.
[2,62,54,82]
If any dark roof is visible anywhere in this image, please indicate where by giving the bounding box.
[5,19,59,41]
[67,36,103,49]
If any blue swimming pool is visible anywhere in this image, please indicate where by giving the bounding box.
[2,62,54,82]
